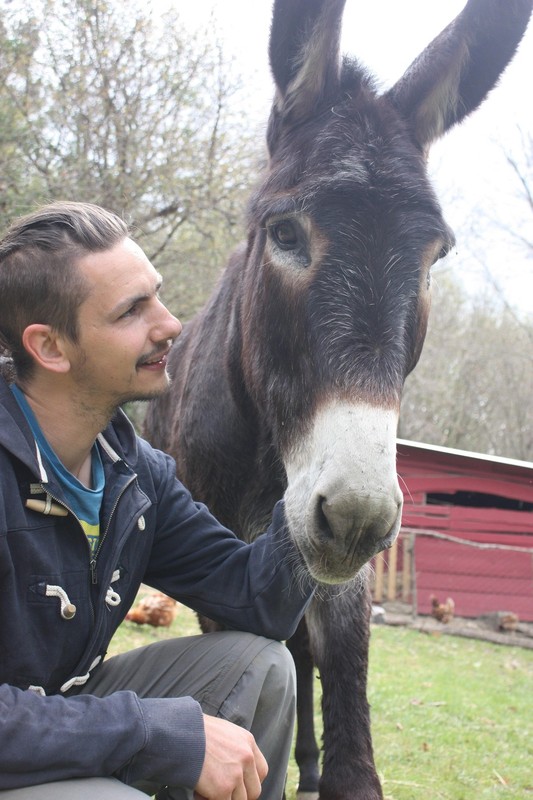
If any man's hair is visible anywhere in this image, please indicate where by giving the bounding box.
[0,201,130,381]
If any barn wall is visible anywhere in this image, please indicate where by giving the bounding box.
[394,442,533,621]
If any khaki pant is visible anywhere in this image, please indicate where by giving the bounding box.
[1,632,296,800]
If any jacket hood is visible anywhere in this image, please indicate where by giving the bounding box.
[0,373,41,475]
[0,372,140,473]
[102,407,140,467]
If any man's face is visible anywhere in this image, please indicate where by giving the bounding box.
[66,237,182,412]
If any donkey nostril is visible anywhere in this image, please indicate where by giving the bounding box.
[316,495,335,542]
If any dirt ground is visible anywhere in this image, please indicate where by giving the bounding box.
[373,601,533,650]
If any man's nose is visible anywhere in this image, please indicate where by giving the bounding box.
[168,312,182,340]
[155,302,182,342]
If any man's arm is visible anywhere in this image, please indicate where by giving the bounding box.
[144,450,316,639]
[0,684,204,791]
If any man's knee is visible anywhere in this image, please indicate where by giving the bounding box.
[259,640,296,695]
[247,639,297,717]
[217,638,296,727]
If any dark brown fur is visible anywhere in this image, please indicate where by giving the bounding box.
[144,3,532,798]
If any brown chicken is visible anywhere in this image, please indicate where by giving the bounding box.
[125,592,178,628]
[497,612,519,632]
[430,595,455,624]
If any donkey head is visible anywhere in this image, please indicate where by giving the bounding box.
[239,0,532,582]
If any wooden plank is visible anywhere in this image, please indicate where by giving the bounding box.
[387,538,398,601]
[399,473,533,504]
[401,506,533,537]
[374,554,384,603]
[401,536,412,601]
[398,462,533,503]
[424,531,533,547]
[415,544,532,579]
[414,541,533,621]
[448,507,533,534]
[417,573,532,596]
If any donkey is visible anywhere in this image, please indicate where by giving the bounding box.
[144,2,532,798]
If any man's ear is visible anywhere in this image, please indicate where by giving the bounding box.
[21,324,71,374]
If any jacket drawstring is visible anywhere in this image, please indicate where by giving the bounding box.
[105,568,122,608]
[59,656,102,694]
[45,584,76,620]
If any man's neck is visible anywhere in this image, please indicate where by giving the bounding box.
[16,378,110,484]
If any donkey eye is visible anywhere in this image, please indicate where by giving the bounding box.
[266,216,311,269]
[269,220,299,250]
[433,232,455,266]
[434,244,450,264]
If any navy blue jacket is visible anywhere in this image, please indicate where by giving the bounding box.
[0,375,314,790]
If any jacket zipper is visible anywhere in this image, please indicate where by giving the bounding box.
[89,473,137,585]
[40,473,136,586]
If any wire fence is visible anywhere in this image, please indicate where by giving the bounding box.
[372,528,533,624]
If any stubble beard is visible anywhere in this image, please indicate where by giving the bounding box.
[70,347,173,427]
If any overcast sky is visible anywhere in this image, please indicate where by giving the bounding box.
[162,0,533,314]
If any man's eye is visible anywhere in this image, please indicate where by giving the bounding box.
[120,304,138,319]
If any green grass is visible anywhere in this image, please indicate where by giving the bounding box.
[110,597,533,800]
[369,627,533,800]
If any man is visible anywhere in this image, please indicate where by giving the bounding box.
[0,202,315,800]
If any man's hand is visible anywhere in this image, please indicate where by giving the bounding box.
[195,714,268,800]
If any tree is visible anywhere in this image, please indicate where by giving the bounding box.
[455,125,533,318]
[398,118,533,462]
[399,272,533,462]
[501,129,533,253]
[0,14,44,219]
[0,0,261,317]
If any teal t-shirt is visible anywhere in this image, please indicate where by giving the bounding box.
[11,384,105,556]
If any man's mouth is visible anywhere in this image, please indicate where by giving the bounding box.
[138,350,169,370]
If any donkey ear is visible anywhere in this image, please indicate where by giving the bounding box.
[387,0,533,151]
[269,0,347,125]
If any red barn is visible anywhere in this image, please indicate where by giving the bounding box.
[394,440,533,622]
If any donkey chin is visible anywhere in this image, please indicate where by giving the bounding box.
[287,501,403,586]
[282,400,403,585]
